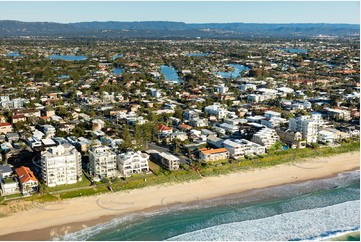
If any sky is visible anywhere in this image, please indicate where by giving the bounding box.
[0,1,359,24]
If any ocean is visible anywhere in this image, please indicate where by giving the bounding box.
[59,170,360,241]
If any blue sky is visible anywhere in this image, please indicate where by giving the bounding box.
[0,1,359,24]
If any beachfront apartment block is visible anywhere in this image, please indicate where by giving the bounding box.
[223,139,266,159]
[158,152,180,170]
[15,166,38,195]
[40,144,82,187]
[251,128,279,149]
[117,150,150,177]
[199,148,229,162]
[289,113,324,144]
[89,146,117,178]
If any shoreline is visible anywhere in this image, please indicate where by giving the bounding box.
[0,151,359,240]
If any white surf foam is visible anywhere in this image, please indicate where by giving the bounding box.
[168,200,360,241]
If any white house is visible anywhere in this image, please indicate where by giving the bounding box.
[117,150,149,177]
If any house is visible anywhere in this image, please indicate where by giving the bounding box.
[276,129,306,149]
[189,118,208,128]
[158,124,173,136]
[178,123,193,131]
[117,150,149,177]
[5,132,19,142]
[92,119,105,131]
[11,114,26,124]
[42,125,56,138]
[183,110,200,120]
[15,166,38,195]
[204,103,228,119]
[0,176,19,196]
[199,148,229,162]
[0,164,13,178]
[0,123,13,134]
[170,132,188,142]
[207,135,224,148]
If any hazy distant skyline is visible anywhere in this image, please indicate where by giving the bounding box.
[0,1,359,24]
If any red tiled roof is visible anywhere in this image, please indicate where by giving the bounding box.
[158,124,172,131]
[199,148,228,155]
[15,166,38,184]
[0,122,12,127]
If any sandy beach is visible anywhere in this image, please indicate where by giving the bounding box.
[0,151,359,240]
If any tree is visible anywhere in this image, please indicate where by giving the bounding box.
[174,107,183,120]
[120,125,132,151]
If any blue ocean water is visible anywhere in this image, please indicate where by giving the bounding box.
[60,170,360,241]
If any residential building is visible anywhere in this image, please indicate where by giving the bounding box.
[318,130,335,144]
[0,176,19,196]
[117,150,149,177]
[89,146,117,178]
[189,118,208,128]
[170,132,188,142]
[42,125,56,138]
[0,123,13,134]
[199,148,229,162]
[324,108,352,121]
[183,110,200,120]
[204,103,228,119]
[40,144,82,187]
[223,140,244,159]
[276,129,306,149]
[92,119,105,131]
[207,135,224,148]
[158,124,173,136]
[219,123,239,134]
[216,83,228,94]
[251,128,279,148]
[289,113,324,144]
[157,152,180,170]
[0,164,12,178]
[15,166,38,195]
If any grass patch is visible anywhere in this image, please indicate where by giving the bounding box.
[59,187,98,199]
[4,193,23,200]
[47,173,91,192]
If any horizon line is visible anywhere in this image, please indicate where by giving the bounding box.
[0,19,360,25]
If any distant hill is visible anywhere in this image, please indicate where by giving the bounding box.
[0,20,359,38]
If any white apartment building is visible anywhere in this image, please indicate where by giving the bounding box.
[223,140,245,159]
[216,83,229,94]
[264,111,281,119]
[223,139,266,159]
[289,113,324,144]
[40,144,82,187]
[89,146,117,178]
[261,117,287,129]
[204,103,228,119]
[318,130,335,144]
[158,152,180,171]
[117,150,149,177]
[251,128,279,149]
